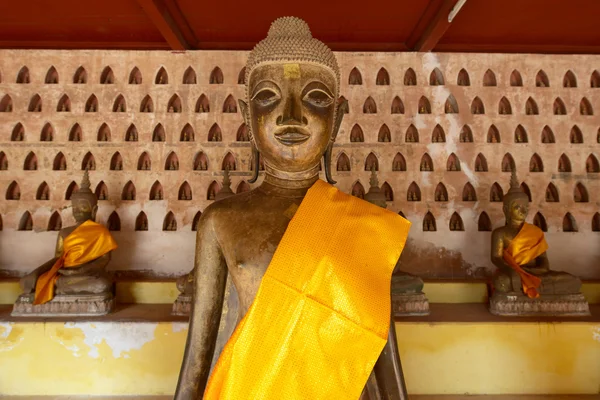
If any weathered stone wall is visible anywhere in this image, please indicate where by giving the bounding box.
[0,50,598,279]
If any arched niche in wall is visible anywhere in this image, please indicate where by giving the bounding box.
[48,211,62,231]
[510,70,523,87]
[423,212,436,232]
[429,68,444,85]
[351,181,365,199]
[110,152,123,170]
[98,123,111,142]
[478,212,492,231]
[73,66,87,84]
[12,123,25,141]
[155,67,168,84]
[407,182,421,202]
[135,212,148,231]
[482,69,497,86]
[100,66,114,84]
[209,67,224,84]
[129,67,142,84]
[404,68,416,85]
[163,212,177,231]
[348,67,362,85]
[121,181,136,201]
[449,212,464,231]
[457,69,470,86]
[183,66,197,84]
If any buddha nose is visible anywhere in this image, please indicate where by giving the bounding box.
[277,94,305,126]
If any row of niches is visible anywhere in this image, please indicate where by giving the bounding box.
[4,65,600,89]
[3,149,599,175]
[4,65,241,85]
[346,67,600,88]
[4,122,249,143]
[4,121,600,145]
[1,150,245,172]
[0,92,238,114]
[3,178,597,205]
[3,178,246,202]
[0,92,596,116]
[2,209,599,233]
[346,123,600,144]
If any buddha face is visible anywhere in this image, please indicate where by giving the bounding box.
[505,197,528,224]
[241,63,338,173]
[72,198,97,222]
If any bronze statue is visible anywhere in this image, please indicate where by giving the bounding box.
[13,170,117,316]
[489,168,589,316]
[176,17,409,399]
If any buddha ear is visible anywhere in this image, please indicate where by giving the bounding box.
[91,204,98,221]
[323,142,336,185]
[239,100,250,131]
[331,98,348,142]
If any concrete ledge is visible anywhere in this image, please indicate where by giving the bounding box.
[1,280,599,306]
[0,304,598,396]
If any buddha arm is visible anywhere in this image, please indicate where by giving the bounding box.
[372,316,409,400]
[20,234,63,292]
[490,230,512,274]
[175,213,228,400]
[59,253,111,276]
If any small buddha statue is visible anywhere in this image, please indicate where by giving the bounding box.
[489,168,589,316]
[176,17,410,400]
[13,170,118,316]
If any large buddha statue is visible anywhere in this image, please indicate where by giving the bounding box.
[12,170,118,316]
[364,168,429,316]
[176,17,411,400]
[489,168,589,316]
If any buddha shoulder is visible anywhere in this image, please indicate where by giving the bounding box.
[197,189,263,228]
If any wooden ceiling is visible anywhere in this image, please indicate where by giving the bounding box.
[1,0,599,53]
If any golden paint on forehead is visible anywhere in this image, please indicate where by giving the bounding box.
[284,63,300,80]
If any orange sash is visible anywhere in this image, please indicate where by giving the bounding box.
[34,220,118,305]
[503,223,548,298]
[204,180,411,400]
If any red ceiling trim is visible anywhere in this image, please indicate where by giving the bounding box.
[412,0,461,52]
[194,41,410,52]
[435,43,600,55]
[0,41,171,50]
[405,0,445,50]
[135,0,192,50]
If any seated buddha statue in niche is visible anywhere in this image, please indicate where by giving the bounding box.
[490,168,588,316]
[176,17,411,400]
[14,170,117,316]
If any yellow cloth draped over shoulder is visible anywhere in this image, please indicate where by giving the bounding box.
[205,180,411,400]
[502,222,548,299]
[34,220,118,305]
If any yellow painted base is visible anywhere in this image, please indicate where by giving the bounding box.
[1,305,599,396]
[1,280,599,305]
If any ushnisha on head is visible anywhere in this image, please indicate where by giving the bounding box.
[239,17,346,184]
[71,169,98,222]
[503,167,529,224]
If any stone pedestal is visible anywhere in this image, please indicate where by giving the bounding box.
[489,292,590,317]
[172,294,192,316]
[392,292,430,316]
[11,292,115,317]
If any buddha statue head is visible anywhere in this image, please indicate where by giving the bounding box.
[503,167,528,225]
[71,169,98,223]
[240,17,345,184]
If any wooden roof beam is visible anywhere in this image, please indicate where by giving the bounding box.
[410,0,466,52]
[135,0,193,50]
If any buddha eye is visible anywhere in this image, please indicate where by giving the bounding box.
[252,89,280,107]
[303,89,333,107]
